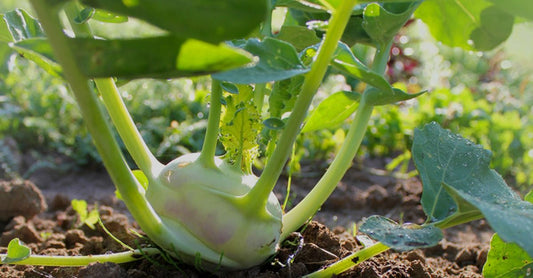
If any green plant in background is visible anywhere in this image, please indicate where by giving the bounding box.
[71,199,99,229]
[0,0,532,277]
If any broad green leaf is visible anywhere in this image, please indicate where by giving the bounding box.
[80,0,266,44]
[360,215,443,252]
[488,0,533,21]
[1,238,31,263]
[1,10,62,77]
[415,0,515,51]
[69,36,252,79]
[213,37,309,84]
[362,2,421,47]
[413,122,533,257]
[302,91,360,132]
[483,234,533,278]
[276,25,321,51]
[412,122,491,222]
[1,9,44,43]
[362,87,425,106]
[470,6,514,51]
[332,42,392,93]
[11,38,62,77]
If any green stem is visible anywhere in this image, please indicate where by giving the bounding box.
[282,143,297,212]
[281,41,393,239]
[303,243,389,278]
[254,83,267,114]
[0,248,160,266]
[282,102,373,237]
[245,0,358,213]
[95,78,163,175]
[30,0,164,244]
[63,2,163,176]
[198,79,223,168]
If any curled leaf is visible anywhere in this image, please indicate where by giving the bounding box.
[360,215,442,252]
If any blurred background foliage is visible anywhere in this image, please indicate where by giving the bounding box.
[0,1,532,191]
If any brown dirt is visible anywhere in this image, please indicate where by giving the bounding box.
[0,158,493,277]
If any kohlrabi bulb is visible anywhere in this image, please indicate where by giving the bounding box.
[146,153,282,269]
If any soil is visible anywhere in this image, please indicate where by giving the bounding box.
[0,157,493,277]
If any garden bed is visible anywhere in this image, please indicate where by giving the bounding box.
[0,157,492,277]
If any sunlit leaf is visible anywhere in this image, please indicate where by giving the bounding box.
[11,38,62,77]
[85,207,100,229]
[69,36,252,79]
[470,6,514,51]
[71,199,88,221]
[1,10,62,77]
[92,9,128,23]
[132,170,149,190]
[526,190,533,203]
[483,234,533,278]
[360,216,443,252]
[1,9,44,43]
[415,0,515,51]
[1,238,31,264]
[487,0,533,21]
[115,170,149,200]
[80,0,266,43]
[302,91,360,132]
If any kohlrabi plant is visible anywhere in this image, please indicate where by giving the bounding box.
[1,0,532,276]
